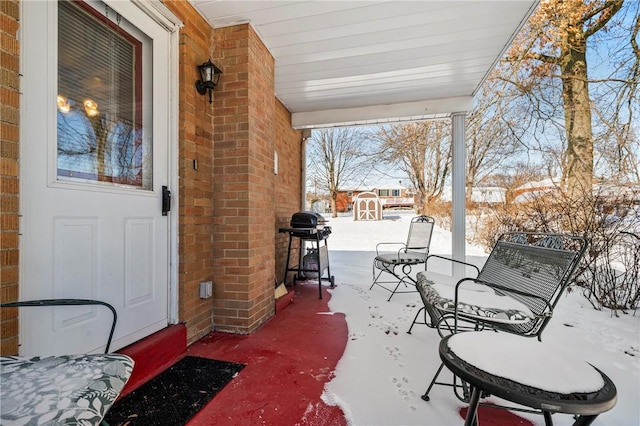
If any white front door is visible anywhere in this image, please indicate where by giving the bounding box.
[20,0,173,355]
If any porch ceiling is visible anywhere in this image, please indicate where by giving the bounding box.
[190,0,538,129]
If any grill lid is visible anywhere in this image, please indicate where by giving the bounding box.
[290,211,327,228]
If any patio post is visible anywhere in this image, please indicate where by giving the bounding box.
[451,112,467,277]
[301,130,311,211]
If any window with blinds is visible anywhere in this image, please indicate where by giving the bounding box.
[57,0,151,189]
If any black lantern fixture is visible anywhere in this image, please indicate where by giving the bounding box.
[195,59,222,104]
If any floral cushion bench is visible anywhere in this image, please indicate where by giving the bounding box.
[416,271,534,325]
[0,353,134,425]
[407,232,587,337]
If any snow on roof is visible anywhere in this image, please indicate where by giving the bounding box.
[373,183,407,190]
[513,189,554,203]
[340,180,409,192]
[514,177,561,192]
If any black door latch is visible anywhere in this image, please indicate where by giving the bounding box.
[162,185,171,216]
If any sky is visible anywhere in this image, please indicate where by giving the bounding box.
[316,211,639,426]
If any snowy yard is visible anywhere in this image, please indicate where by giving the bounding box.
[321,211,640,425]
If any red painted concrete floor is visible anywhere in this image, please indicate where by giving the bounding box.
[186,283,348,426]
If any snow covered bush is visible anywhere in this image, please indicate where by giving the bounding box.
[476,189,640,314]
[577,230,639,314]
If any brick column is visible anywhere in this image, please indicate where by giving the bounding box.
[164,0,218,344]
[211,25,277,333]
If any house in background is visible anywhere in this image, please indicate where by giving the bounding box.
[513,179,640,222]
[441,185,507,206]
[336,182,416,212]
[593,182,640,211]
[335,190,354,213]
[0,0,537,358]
[470,186,507,206]
[512,177,560,203]
[306,192,330,214]
[375,182,416,209]
[335,188,366,213]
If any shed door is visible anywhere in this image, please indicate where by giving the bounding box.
[20,0,171,355]
[357,199,376,220]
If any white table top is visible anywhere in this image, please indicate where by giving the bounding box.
[447,331,605,394]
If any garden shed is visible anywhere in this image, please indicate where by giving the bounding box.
[353,192,383,221]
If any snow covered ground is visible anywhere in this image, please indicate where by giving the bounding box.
[320,211,640,425]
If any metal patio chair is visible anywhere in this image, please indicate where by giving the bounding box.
[370,215,435,301]
[1,299,118,353]
[0,299,134,426]
[407,232,588,406]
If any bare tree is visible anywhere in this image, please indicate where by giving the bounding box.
[594,104,640,183]
[466,77,527,201]
[373,120,451,214]
[306,128,370,217]
[502,0,627,204]
[591,2,640,183]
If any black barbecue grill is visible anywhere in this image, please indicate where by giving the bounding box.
[289,212,332,239]
[279,211,335,299]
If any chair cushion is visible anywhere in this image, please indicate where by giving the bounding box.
[417,272,534,324]
[376,252,426,265]
[1,353,134,425]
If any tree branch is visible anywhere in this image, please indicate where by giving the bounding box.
[584,0,624,38]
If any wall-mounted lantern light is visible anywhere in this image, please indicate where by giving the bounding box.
[195,59,222,104]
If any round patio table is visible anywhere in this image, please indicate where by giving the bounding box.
[439,332,617,426]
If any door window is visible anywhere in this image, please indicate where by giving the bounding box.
[57,0,152,190]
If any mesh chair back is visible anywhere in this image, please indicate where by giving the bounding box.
[476,233,586,337]
[0,299,118,353]
[406,215,435,254]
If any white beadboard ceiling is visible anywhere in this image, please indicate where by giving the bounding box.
[190,1,538,129]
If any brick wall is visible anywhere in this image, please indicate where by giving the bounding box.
[245,26,277,330]
[210,24,279,333]
[164,0,217,344]
[274,100,303,283]
[209,23,303,333]
[0,0,20,356]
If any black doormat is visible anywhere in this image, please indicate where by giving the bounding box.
[104,356,245,426]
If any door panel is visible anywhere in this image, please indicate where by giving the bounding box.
[124,217,155,305]
[54,218,99,300]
